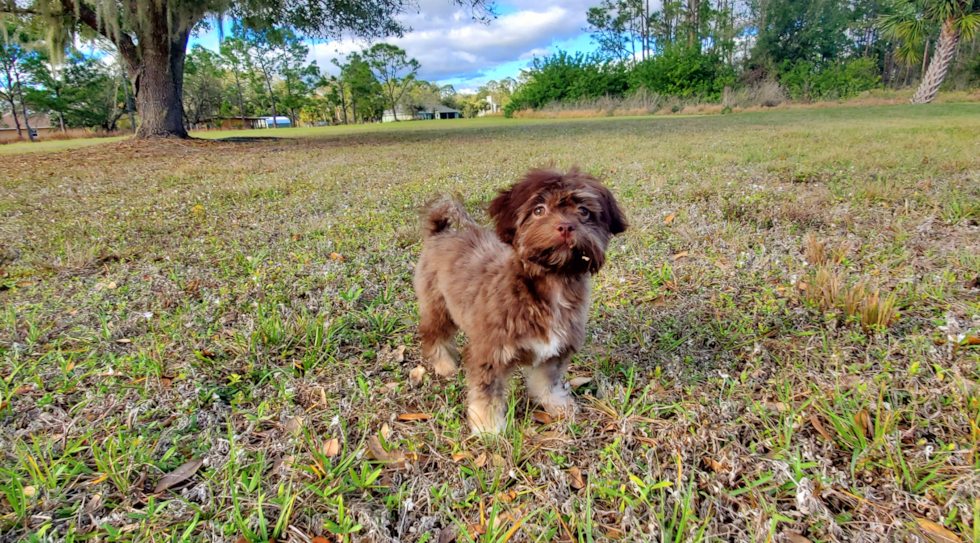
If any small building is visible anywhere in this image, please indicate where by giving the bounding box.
[478,97,501,116]
[257,116,291,129]
[382,105,461,122]
[0,113,58,143]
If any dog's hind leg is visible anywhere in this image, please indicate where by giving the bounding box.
[418,293,459,377]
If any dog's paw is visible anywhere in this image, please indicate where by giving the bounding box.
[468,403,505,435]
[541,388,577,418]
[430,345,459,377]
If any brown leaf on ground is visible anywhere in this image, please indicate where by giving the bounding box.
[115,338,132,344]
[397,413,432,421]
[284,416,304,436]
[854,409,872,438]
[783,533,812,543]
[810,414,836,444]
[664,214,676,224]
[394,345,407,363]
[329,252,344,261]
[963,336,980,346]
[154,458,203,493]
[451,452,473,462]
[380,423,391,440]
[532,411,553,424]
[966,275,979,289]
[702,456,726,474]
[569,466,585,490]
[366,435,391,462]
[322,438,340,458]
[568,376,592,389]
[473,452,488,468]
[235,537,249,543]
[438,526,457,543]
[672,251,689,260]
[914,519,962,543]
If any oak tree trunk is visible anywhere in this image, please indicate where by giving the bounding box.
[912,19,959,104]
[131,28,191,138]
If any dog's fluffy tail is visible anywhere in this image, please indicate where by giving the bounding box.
[422,194,477,236]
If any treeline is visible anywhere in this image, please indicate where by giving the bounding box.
[0,17,503,140]
[505,0,980,116]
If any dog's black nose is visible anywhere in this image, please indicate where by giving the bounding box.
[556,222,576,238]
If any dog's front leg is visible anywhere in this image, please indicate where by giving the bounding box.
[526,355,576,417]
[465,345,514,435]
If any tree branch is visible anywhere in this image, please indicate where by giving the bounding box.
[58,0,139,70]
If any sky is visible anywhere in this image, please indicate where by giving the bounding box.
[189,0,603,93]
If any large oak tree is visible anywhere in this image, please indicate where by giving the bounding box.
[2,0,492,138]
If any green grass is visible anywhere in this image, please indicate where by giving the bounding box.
[2,103,980,542]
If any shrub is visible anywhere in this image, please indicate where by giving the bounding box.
[627,47,736,100]
[504,52,628,117]
[780,58,880,101]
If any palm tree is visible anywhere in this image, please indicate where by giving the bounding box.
[880,0,980,104]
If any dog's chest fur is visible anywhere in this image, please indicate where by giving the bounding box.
[521,286,586,364]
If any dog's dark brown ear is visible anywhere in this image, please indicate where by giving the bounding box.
[488,187,518,244]
[592,182,627,235]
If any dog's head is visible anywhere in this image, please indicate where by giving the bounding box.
[488,167,627,275]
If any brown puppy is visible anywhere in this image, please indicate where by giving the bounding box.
[414,167,627,434]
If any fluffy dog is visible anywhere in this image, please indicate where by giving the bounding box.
[414,167,627,434]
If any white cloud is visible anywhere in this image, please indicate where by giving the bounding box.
[308,0,596,83]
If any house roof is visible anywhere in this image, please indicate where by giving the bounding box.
[1,113,52,129]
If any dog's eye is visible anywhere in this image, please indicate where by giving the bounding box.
[578,206,591,219]
[533,205,546,216]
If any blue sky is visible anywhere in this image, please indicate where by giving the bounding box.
[189,0,602,92]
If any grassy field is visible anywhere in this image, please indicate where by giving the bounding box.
[1,104,980,543]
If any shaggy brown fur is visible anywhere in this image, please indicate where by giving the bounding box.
[414,167,627,434]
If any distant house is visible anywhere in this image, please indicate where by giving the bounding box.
[258,116,292,128]
[478,97,501,116]
[382,105,461,122]
[0,113,58,143]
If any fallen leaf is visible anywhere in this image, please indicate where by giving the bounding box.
[783,533,812,543]
[438,526,457,543]
[467,524,487,538]
[322,438,340,458]
[115,338,132,344]
[106,281,117,289]
[22,485,35,497]
[154,458,203,493]
[702,456,726,474]
[366,435,391,462]
[451,452,473,462]
[291,234,301,241]
[766,402,789,413]
[966,275,979,289]
[569,466,585,490]
[16,281,31,287]
[854,409,872,438]
[605,528,623,540]
[672,251,689,260]
[532,411,553,424]
[797,282,809,291]
[329,252,344,262]
[473,452,488,468]
[409,365,426,386]
[380,423,391,440]
[65,360,75,372]
[394,345,407,363]
[914,518,963,543]
[398,413,432,422]
[664,214,676,224]
[568,376,592,390]
[235,536,249,543]
[609,167,618,173]
[809,414,835,443]
[963,336,980,346]
[284,416,304,436]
